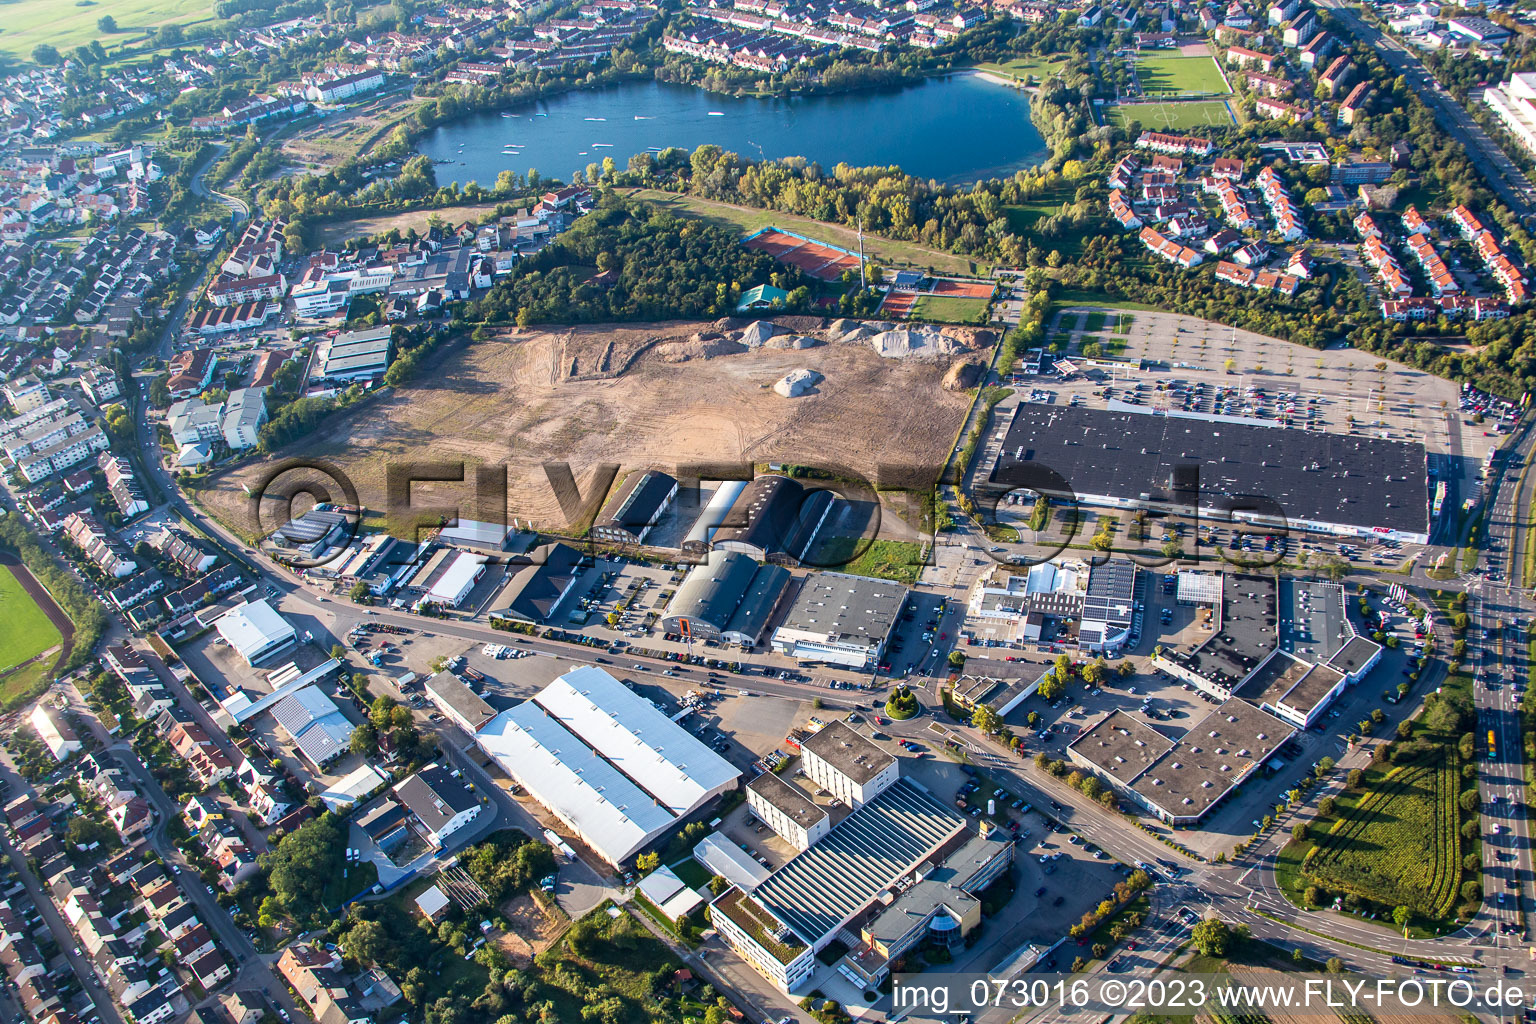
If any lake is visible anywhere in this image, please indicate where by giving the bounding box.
[419,74,1049,187]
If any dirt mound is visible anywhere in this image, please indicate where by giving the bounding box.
[738,321,776,347]
[765,334,820,350]
[943,358,987,391]
[653,336,747,362]
[869,327,970,360]
[774,368,822,397]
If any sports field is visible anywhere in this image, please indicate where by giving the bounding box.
[912,294,990,324]
[0,0,211,61]
[1132,53,1230,95]
[1106,100,1235,130]
[0,566,61,674]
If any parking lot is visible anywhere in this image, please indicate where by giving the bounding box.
[1041,306,1483,463]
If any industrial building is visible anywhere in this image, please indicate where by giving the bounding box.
[711,775,1011,993]
[660,550,791,646]
[214,600,297,666]
[770,573,908,669]
[987,404,1429,542]
[1155,574,1381,728]
[419,551,486,609]
[473,666,739,867]
[496,542,584,624]
[269,685,354,771]
[314,325,393,383]
[965,558,1139,652]
[593,470,678,545]
[1069,698,1293,825]
[799,721,898,809]
[710,476,836,563]
[746,771,830,851]
[424,671,496,733]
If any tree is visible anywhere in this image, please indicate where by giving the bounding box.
[66,816,116,849]
[1326,957,1343,973]
[1392,905,1412,936]
[1303,885,1321,908]
[31,44,60,65]
[948,650,966,669]
[97,14,117,31]
[331,645,346,662]
[1037,671,1064,701]
[1318,796,1336,817]
[1291,821,1309,842]
[972,704,1001,735]
[350,722,377,756]
[1346,768,1363,788]
[1190,918,1230,957]
[350,581,372,603]
[259,814,346,928]
[343,918,394,968]
[635,851,659,874]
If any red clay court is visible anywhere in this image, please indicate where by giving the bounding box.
[744,229,864,282]
[878,291,918,320]
[928,279,996,299]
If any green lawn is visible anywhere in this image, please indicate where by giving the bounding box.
[0,568,61,674]
[627,188,986,277]
[912,294,990,324]
[1132,53,1230,95]
[1108,312,1134,334]
[1106,100,1236,130]
[814,537,927,584]
[1003,181,1095,259]
[1083,312,1107,333]
[0,0,213,61]
[973,56,1068,83]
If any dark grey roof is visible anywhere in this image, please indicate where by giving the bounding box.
[714,475,834,559]
[666,550,761,634]
[748,771,828,831]
[753,778,965,945]
[1165,573,1277,689]
[800,720,895,784]
[726,562,791,641]
[394,764,477,833]
[596,470,676,536]
[499,542,582,623]
[1329,634,1382,676]
[989,404,1427,534]
[776,572,908,650]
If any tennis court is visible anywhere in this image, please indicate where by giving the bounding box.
[879,291,919,320]
[744,228,864,282]
[929,278,996,299]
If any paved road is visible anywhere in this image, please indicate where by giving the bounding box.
[1319,0,1536,220]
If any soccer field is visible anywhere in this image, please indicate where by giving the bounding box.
[1133,53,1230,96]
[0,566,61,675]
[1107,100,1236,130]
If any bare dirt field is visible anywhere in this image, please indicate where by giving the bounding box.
[493,893,565,965]
[201,318,979,536]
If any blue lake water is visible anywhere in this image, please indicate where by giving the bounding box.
[419,73,1049,187]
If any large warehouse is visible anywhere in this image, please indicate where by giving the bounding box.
[711,475,837,562]
[660,550,791,646]
[215,599,297,666]
[988,404,1429,542]
[473,666,740,866]
[770,572,908,668]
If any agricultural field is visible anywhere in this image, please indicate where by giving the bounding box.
[1132,53,1231,95]
[0,0,212,61]
[1300,752,1465,920]
[0,566,62,675]
[200,322,977,538]
[1106,100,1236,130]
[912,294,990,324]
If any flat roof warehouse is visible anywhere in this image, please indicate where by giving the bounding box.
[989,404,1429,540]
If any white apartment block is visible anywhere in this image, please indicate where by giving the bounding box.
[2,375,49,414]
[1485,72,1536,158]
[746,771,830,851]
[17,424,108,483]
